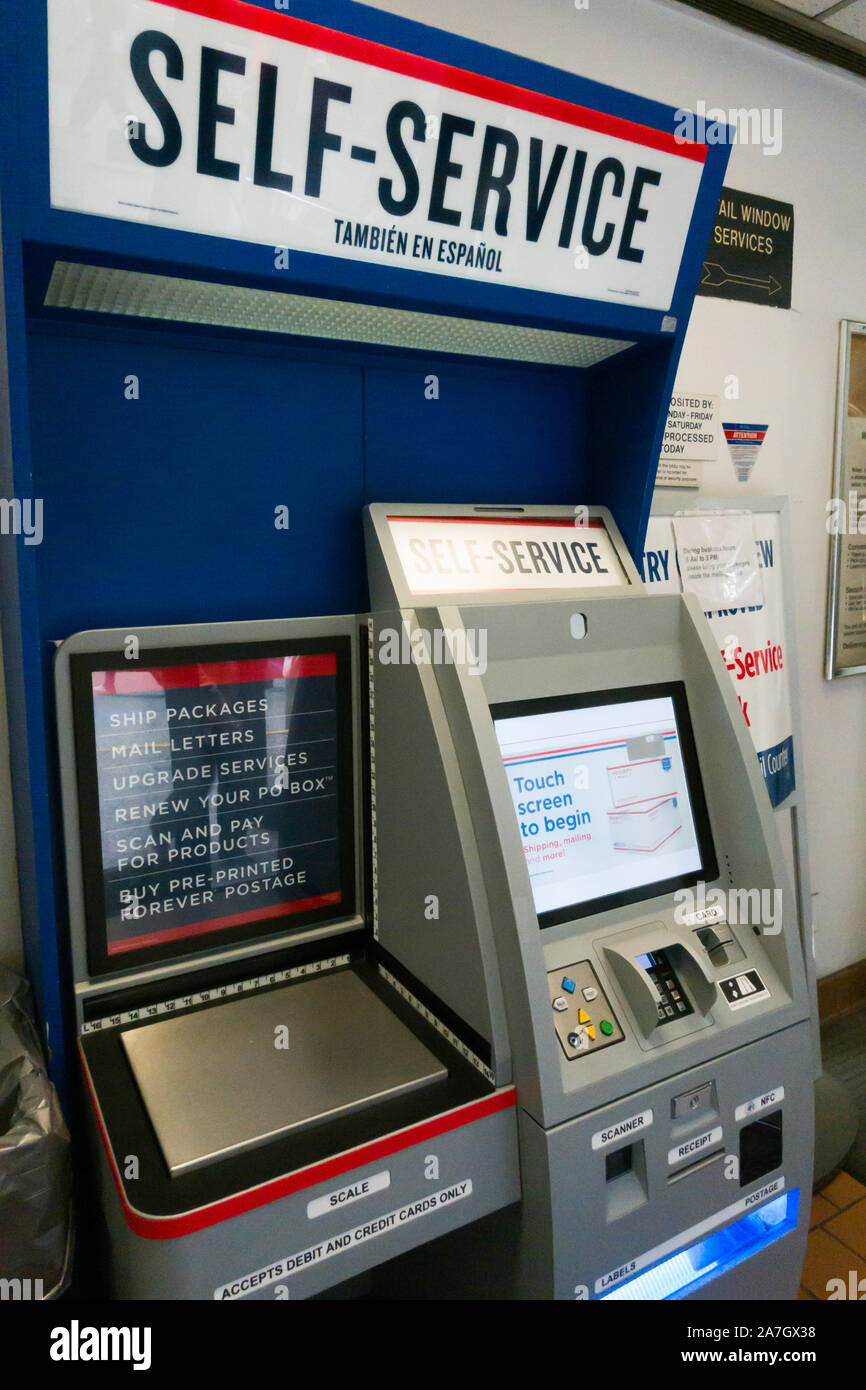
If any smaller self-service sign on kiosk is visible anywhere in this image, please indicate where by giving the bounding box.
[365,502,814,1301]
[55,616,519,1300]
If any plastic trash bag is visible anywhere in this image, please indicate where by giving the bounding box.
[0,967,72,1299]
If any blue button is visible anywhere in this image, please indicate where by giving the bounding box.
[562,977,576,993]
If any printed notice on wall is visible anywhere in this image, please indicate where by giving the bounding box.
[656,392,719,488]
[829,416,866,675]
[671,512,765,611]
[644,512,795,806]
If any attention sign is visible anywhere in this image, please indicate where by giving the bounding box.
[48,0,707,312]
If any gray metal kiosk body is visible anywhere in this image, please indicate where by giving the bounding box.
[365,503,814,1300]
[55,616,519,1301]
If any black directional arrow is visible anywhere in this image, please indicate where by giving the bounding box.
[701,262,782,296]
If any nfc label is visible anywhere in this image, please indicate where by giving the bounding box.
[735,1086,784,1122]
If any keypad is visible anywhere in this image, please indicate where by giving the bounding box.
[547,960,624,1060]
[641,949,693,1025]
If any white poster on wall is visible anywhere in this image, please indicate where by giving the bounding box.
[644,513,795,808]
[671,512,765,611]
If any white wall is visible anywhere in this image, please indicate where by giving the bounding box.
[0,616,23,973]
[372,0,866,977]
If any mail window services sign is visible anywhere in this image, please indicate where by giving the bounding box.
[48,0,707,312]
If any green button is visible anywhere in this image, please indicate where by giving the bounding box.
[600,1019,614,1036]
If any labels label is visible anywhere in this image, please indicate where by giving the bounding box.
[594,1177,786,1294]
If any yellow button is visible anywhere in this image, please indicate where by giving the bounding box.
[585,1025,596,1041]
[578,1008,591,1025]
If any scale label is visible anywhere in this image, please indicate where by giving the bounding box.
[668,1126,723,1167]
[307,1170,390,1220]
[214,1180,473,1299]
[735,1086,784,1122]
[592,1108,653,1150]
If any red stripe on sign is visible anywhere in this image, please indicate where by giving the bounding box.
[91,653,337,693]
[106,892,342,956]
[150,0,706,163]
[79,1040,517,1240]
[387,515,607,527]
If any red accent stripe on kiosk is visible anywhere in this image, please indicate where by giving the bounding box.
[106,893,343,956]
[79,1041,516,1240]
[92,653,336,693]
[387,516,607,527]
[151,0,706,163]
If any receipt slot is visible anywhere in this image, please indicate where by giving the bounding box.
[365,503,813,1300]
[55,616,519,1300]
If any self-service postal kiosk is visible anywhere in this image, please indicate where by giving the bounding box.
[363,502,814,1301]
[55,502,813,1300]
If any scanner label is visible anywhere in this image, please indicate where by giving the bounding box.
[592,1108,653,1150]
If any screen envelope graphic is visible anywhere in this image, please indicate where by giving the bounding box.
[494,695,702,917]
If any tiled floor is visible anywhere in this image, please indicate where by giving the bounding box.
[799,1171,866,1299]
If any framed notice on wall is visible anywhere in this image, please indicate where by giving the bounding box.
[826,321,866,679]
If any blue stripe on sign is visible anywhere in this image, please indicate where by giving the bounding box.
[757,734,795,808]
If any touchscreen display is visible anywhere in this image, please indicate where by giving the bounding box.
[492,684,716,926]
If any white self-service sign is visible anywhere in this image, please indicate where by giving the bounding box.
[643,513,795,807]
[387,516,630,594]
[47,0,707,311]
